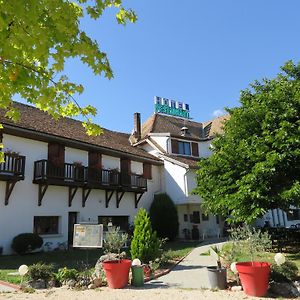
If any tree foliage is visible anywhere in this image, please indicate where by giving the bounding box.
[0,0,136,138]
[194,61,300,224]
[149,193,179,240]
[130,208,160,264]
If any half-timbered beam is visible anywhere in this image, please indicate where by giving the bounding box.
[105,190,114,208]
[134,192,144,208]
[82,188,91,207]
[4,181,16,205]
[116,191,125,208]
[68,186,78,207]
[38,184,48,206]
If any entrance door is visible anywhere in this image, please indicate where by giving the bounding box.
[68,212,78,248]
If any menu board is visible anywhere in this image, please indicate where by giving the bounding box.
[73,224,103,248]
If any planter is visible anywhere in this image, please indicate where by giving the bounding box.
[236,262,270,297]
[131,265,144,287]
[143,265,152,278]
[102,259,131,289]
[207,266,227,289]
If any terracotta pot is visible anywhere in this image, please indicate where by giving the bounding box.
[236,262,270,297]
[102,259,131,289]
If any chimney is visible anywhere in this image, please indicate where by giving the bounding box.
[133,112,141,141]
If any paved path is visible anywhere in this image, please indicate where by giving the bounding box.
[147,239,227,289]
[0,280,18,292]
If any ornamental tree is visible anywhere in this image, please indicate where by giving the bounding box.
[130,208,160,264]
[194,61,300,224]
[0,0,136,138]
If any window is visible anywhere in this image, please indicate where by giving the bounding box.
[171,139,196,156]
[202,214,209,221]
[143,163,152,179]
[216,215,219,224]
[34,216,59,235]
[192,211,200,224]
[98,216,129,231]
[287,209,300,221]
[184,214,188,222]
[178,141,191,155]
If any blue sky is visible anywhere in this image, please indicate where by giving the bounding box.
[65,0,300,133]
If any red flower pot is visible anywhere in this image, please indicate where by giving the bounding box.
[103,259,132,289]
[236,262,270,297]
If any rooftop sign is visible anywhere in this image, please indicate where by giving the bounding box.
[154,96,190,119]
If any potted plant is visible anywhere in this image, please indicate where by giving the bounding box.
[101,226,131,289]
[231,226,272,297]
[207,245,227,289]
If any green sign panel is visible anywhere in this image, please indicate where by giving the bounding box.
[155,103,190,119]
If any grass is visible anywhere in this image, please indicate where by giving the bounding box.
[0,241,199,284]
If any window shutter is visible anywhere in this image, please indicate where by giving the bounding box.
[88,151,102,168]
[48,143,65,165]
[143,163,152,179]
[171,139,179,154]
[191,142,199,157]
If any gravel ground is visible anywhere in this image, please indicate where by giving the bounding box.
[0,286,273,300]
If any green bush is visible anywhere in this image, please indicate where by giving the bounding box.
[270,261,299,282]
[27,262,54,281]
[55,267,79,284]
[11,233,43,255]
[149,193,179,241]
[130,208,161,264]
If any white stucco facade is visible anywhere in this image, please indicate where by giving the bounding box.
[0,134,162,254]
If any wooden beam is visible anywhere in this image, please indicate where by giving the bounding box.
[116,191,125,208]
[135,192,144,208]
[4,181,16,205]
[68,186,78,207]
[105,190,114,208]
[38,184,48,206]
[82,188,91,207]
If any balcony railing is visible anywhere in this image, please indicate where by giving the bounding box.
[0,153,26,180]
[33,160,147,191]
[121,173,147,190]
[34,160,85,184]
[86,167,120,186]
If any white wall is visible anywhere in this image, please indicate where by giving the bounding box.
[199,140,212,158]
[149,136,169,152]
[0,134,162,254]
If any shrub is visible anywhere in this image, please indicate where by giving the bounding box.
[149,193,179,241]
[103,226,128,258]
[130,208,161,264]
[11,233,43,255]
[271,261,299,282]
[27,262,54,281]
[55,267,79,284]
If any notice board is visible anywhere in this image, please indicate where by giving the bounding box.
[73,223,103,248]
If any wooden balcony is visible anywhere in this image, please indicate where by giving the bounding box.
[33,160,147,207]
[85,167,120,189]
[0,153,26,205]
[0,153,26,181]
[33,160,85,186]
[121,173,147,192]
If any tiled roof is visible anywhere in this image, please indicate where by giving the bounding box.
[140,113,229,140]
[0,102,161,162]
[203,114,229,138]
[164,154,200,169]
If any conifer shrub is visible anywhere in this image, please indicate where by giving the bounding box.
[149,193,179,241]
[11,233,43,255]
[130,208,160,264]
